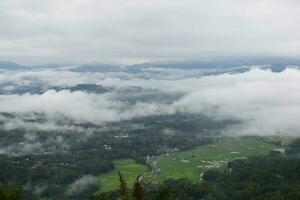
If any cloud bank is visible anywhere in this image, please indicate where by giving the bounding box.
[0,67,300,137]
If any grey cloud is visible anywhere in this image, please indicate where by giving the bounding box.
[0,0,300,64]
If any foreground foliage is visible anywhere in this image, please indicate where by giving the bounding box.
[0,186,21,200]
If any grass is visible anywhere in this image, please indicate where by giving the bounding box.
[155,137,283,182]
[98,137,284,192]
[98,159,147,192]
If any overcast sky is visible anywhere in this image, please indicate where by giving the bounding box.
[1,0,300,65]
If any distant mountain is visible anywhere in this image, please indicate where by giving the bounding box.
[0,84,109,95]
[30,63,72,69]
[123,57,300,74]
[64,84,109,93]
[2,57,300,73]
[0,61,28,70]
[126,57,300,70]
[50,84,109,94]
[70,64,121,72]
[0,84,45,95]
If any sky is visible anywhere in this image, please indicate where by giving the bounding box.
[0,0,300,65]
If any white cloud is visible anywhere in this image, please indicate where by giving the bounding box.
[0,90,174,124]
[68,175,98,194]
[0,67,300,137]
[171,68,300,136]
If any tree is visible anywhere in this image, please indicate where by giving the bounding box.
[118,171,130,200]
[133,181,144,200]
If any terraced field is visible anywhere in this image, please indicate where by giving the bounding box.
[155,137,284,182]
[98,137,285,192]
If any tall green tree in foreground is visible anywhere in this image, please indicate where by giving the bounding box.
[118,171,131,200]
[117,171,145,200]
[133,180,145,200]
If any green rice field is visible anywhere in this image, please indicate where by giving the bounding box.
[98,137,285,192]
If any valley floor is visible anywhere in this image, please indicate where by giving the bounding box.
[98,137,285,192]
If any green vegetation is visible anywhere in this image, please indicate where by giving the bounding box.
[98,137,283,192]
[286,137,300,155]
[0,114,215,199]
[96,138,300,200]
[99,159,147,192]
[156,137,283,182]
[0,185,21,200]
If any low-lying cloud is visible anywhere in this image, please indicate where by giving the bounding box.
[68,175,98,194]
[0,67,300,136]
[0,90,173,124]
[173,68,300,136]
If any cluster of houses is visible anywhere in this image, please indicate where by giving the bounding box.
[114,133,130,138]
[146,155,160,178]
[103,144,112,150]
